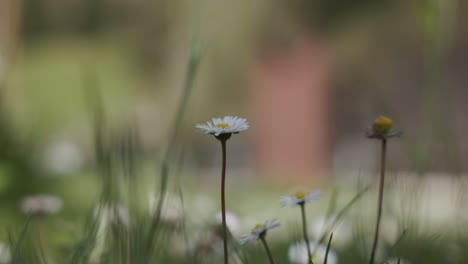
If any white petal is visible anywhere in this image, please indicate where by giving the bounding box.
[280,196,298,207]
[264,219,280,230]
[240,234,257,245]
[304,190,321,203]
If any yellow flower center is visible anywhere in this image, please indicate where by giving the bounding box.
[294,191,306,199]
[216,123,229,129]
[372,115,393,135]
[252,223,264,234]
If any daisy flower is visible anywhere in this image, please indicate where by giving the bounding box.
[240,219,280,245]
[280,190,321,207]
[0,241,11,264]
[196,116,249,138]
[195,115,249,263]
[20,194,63,215]
[366,115,402,139]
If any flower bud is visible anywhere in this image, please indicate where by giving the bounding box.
[372,115,393,136]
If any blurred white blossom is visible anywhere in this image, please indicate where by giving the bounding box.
[0,242,11,264]
[215,211,242,236]
[311,216,352,249]
[288,241,338,264]
[385,258,411,264]
[149,192,184,224]
[94,203,130,226]
[43,139,84,174]
[20,194,63,215]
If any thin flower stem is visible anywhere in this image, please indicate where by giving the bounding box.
[220,139,229,264]
[369,138,387,264]
[300,204,314,264]
[324,232,333,264]
[260,237,275,264]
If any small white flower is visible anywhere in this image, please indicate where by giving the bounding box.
[196,116,249,137]
[240,219,280,245]
[149,192,184,224]
[43,139,84,174]
[311,216,352,249]
[20,194,63,215]
[215,211,242,236]
[288,241,338,264]
[94,204,130,226]
[0,241,11,264]
[280,190,321,207]
[385,258,411,264]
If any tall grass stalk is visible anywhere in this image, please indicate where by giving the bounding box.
[369,138,387,264]
[145,38,202,257]
[300,203,313,264]
[10,212,32,264]
[220,138,229,264]
[260,237,275,264]
[324,232,333,264]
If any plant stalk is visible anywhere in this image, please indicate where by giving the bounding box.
[301,203,313,264]
[369,138,387,264]
[220,139,228,264]
[260,237,275,264]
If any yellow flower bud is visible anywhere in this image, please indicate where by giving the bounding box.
[372,115,393,136]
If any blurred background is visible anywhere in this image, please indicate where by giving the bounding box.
[1,0,468,263]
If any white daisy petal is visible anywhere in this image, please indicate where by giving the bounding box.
[240,234,257,245]
[280,196,299,207]
[196,116,249,137]
[239,219,280,245]
[280,189,321,207]
[304,190,321,203]
[264,219,280,229]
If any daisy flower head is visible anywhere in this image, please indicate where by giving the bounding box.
[196,116,249,140]
[20,194,63,216]
[280,189,321,207]
[240,219,280,245]
[366,115,402,139]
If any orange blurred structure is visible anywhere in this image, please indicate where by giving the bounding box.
[249,32,331,183]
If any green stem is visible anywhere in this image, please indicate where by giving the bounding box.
[301,204,313,264]
[369,138,387,264]
[221,139,228,264]
[260,237,275,264]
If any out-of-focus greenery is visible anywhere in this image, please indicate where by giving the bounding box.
[1,1,468,263]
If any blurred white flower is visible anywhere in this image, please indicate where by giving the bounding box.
[311,216,352,249]
[240,219,280,245]
[0,242,11,264]
[149,192,184,224]
[20,194,63,215]
[43,139,84,174]
[94,204,130,226]
[215,211,242,236]
[381,218,400,244]
[189,194,216,226]
[385,258,411,264]
[89,203,129,262]
[288,241,338,264]
[196,116,249,137]
[280,190,321,207]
